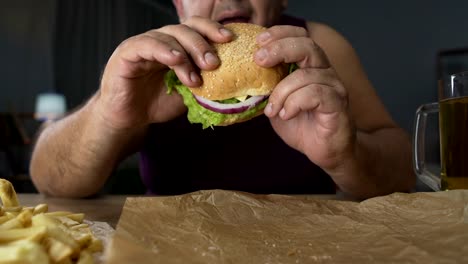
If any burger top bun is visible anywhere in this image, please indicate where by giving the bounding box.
[189,23,288,101]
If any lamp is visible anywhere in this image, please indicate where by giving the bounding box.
[34,93,67,121]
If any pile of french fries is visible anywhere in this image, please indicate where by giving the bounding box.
[0,179,103,264]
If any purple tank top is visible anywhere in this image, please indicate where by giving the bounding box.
[139,15,335,195]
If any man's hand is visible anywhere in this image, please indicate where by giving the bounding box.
[254,25,415,198]
[255,25,354,172]
[30,17,234,198]
[98,17,233,131]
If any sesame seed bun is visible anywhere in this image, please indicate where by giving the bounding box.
[189,23,288,100]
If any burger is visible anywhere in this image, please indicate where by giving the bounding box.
[165,23,294,129]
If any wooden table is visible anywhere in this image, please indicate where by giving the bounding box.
[18,193,128,228]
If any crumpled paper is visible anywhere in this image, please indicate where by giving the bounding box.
[104,190,468,263]
[86,220,114,263]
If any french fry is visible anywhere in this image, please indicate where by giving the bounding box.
[4,211,21,220]
[44,211,74,217]
[73,232,93,248]
[57,216,81,227]
[44,237,74,263]
[0,208,33,230]
[0,240,49,264]
[66,213,85,223]
[0,179,104,263]
[0,225,47,243]
[87,237,103,253]
[0,179,19,207]
[33,214,80,254]
[76,250,94,264]
[43,212,85,224]
[33,203,48,215]
[2,206,23,213]
[0,214,13,225]
[0,217,23,230]
[70,224,89,230]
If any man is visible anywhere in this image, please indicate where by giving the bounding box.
[30,0,415,199]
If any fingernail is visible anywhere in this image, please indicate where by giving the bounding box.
[279,108,286,118]
[204,52,219,66]
[190,72,200,83]
[265,103,273,116]
[256,48,268,61]
[219,28,232,37]
[171,49,181,56]
[257,32,270,43]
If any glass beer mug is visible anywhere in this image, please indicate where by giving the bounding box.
[414,71,468,191]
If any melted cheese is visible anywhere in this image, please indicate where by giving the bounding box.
[235,95,248,102]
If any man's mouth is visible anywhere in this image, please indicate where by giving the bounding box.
[218,16,251,25]
[217,9,251,25]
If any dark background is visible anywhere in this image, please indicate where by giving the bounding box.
[1,0,467,193]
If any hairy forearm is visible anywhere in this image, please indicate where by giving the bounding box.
[30,96,142,198]
[329,127,416,200]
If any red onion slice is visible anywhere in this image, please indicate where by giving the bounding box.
[194,94,268,114]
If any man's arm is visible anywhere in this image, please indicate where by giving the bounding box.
[334,126,414,199]
[308,22,415,199]
[30,94,145,198]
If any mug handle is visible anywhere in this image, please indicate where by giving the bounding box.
[413,102,440,191]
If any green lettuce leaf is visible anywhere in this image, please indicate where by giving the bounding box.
[164,70,267,129]
[217,98,241,104]
[289,63,299,74]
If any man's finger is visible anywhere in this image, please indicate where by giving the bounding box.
[117,32,201,87]
[158,24,221,71]
[183,16,233,42]
[157,17,233,71]
[255,37,330,69]
[279,84,346,120]
[256,25,308,45]
[265,68,342,117]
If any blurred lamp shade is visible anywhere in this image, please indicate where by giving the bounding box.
[34,93,67,121]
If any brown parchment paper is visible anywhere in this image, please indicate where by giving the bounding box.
[104,190,468,263]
